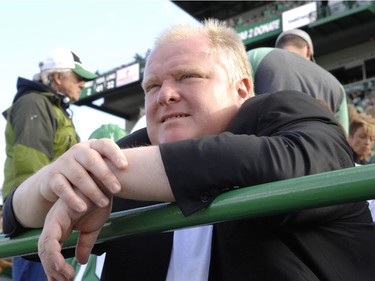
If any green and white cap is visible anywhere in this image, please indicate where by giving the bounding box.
[40,47,98,81]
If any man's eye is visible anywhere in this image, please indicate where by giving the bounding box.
[181,74,198,80]
[145,84,159,93]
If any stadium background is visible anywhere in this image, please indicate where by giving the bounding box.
[77,0,375,132]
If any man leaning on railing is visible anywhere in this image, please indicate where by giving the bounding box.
[3,19,375,281]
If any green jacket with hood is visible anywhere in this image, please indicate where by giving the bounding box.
[2,77,80,201]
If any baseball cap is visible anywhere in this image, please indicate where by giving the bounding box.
[40,47,98,81]
[275,29,315,62]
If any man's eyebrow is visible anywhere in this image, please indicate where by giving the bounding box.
[142,65,207,88]
[171,65,204,74]
[142,75,158,89]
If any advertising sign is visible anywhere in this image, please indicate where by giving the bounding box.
[80,63,140,100]
[238,16,282,45]
[116,63,140,87]
[281,2,317,31]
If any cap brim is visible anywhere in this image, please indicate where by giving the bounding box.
[73,64,98,81]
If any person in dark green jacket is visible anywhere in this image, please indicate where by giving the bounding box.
[1,47,97,281]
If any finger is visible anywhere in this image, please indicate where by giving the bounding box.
[41,139,124,211]
[68,140,123,195]
[39,224,74,280]
[45,262,73,281]
[45,145,111,208]
[40,166,90,213]
[75,229,102,264]
[88,138,128,169]
[74,200,112,263]
[38,202,76,280]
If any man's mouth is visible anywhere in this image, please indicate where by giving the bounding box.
[162,114,189,123]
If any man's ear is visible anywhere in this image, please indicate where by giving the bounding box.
[237,77,252,101]
[306,45,313,61]
[51,72,62,85]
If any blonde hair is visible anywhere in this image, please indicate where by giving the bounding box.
[150,18,253,96]
[349,112,375,138]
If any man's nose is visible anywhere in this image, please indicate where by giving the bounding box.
[157,82,180,105]
[78,81,85,89]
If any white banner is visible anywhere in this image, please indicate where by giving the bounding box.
[282,2,317,31]
[116,63,140,87]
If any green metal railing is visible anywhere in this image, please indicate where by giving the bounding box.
[1,164,375,258]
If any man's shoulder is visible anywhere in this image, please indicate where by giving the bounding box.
[258,48,339,80]
[239,91,334,127]
[247,47,277,76]
[9,92,57,120]
[116,127,150,148]
[246,90,316,106]
[16,91,53,103]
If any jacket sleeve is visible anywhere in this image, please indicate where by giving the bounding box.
[2,127,151,238]
[2,189,30,237]
[6,94,58,192]
[159,91,354,216]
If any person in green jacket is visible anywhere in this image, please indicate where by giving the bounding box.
[1,47,97,281]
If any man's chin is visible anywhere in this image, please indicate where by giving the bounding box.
[159,132,193,144]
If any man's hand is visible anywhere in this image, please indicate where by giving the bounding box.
[40,138,127,211]
[38,192,111,281]
[13,138,127,228]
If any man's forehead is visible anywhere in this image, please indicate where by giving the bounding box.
[146,63,204,74]
[144,48,210,75]
[149,36,210,60]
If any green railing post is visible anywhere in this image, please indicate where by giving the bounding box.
[1,164,375,258]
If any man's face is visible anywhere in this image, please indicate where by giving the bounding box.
[54,71,85,102]
[143,34,247,144]
[349,127,375,160]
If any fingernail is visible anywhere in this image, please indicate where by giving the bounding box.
[112,182,121,193]
[117,158,127,168]
[76,203,86,213]
[98,197,109,207]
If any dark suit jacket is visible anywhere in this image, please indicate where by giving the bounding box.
[4,91,375,280]
[96,91,375,281]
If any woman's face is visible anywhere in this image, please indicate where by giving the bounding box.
[349,126,375,160]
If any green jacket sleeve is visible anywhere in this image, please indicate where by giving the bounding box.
[3,94,58,198]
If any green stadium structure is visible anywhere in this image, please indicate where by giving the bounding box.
[75,1,375,132]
